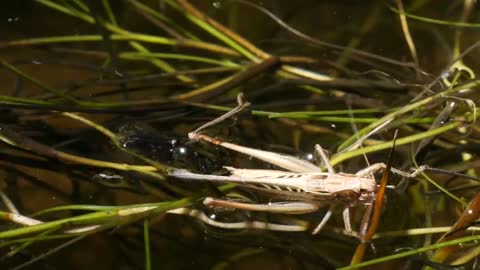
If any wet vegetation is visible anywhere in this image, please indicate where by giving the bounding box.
[0,1,480,269]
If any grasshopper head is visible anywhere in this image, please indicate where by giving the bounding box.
[333,190,361,204]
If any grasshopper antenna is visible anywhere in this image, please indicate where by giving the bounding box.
[190,93,251,137]
[345,98,376,177]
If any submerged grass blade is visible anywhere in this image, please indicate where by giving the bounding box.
[337,79,479,152]
[339,234,480,270]
[166,0,263,61]
[331,121,461,166]
[0,59,79,103]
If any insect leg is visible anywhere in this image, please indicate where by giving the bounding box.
[167,208,308,232]
[191,93,250,134]
[343,207,352,232]
[315,144,335,174]
[359,198,374,240]
[355,162,427,178]
[311,205,334,234]
[203,197,319,214]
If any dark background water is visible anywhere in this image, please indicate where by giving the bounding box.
[0,1,479,269]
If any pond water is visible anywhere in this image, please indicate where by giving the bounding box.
[0,1,479,269]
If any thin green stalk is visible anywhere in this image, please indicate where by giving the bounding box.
[127,40,193,82]
[337,79,478,151]
[144,220,151,270]
[6,227,58,257]
[181,13,258,61]
[0,128,162,175]
[71,0,89,12]
[164,0,259,61]
[1,34,239,57]
[127,0,198,40]
[268,108,387,118]
[33,0,225,82]
[0,199,187,239]
[413,157,465,205]
[0,210,120,239]
[330,121,460,166]
[339,234,480,269]
[101,0,117,25]
[35,0,94,23]
[1,60,169,109]
[389,6,480,28]
[1,34,174,47]
[278,116,433,124]
[0,59,79,104]
[0,234,79,248]
[0,95,55,105]
[372,226,480,239]
[33,205,116,216]
[120,52,238,67]
[0,182,236,242]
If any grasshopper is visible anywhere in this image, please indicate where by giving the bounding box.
[168,96,423,234]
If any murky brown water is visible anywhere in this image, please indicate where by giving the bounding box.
[1,1,479,269]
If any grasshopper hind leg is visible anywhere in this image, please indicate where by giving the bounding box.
[203,197,320,214]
